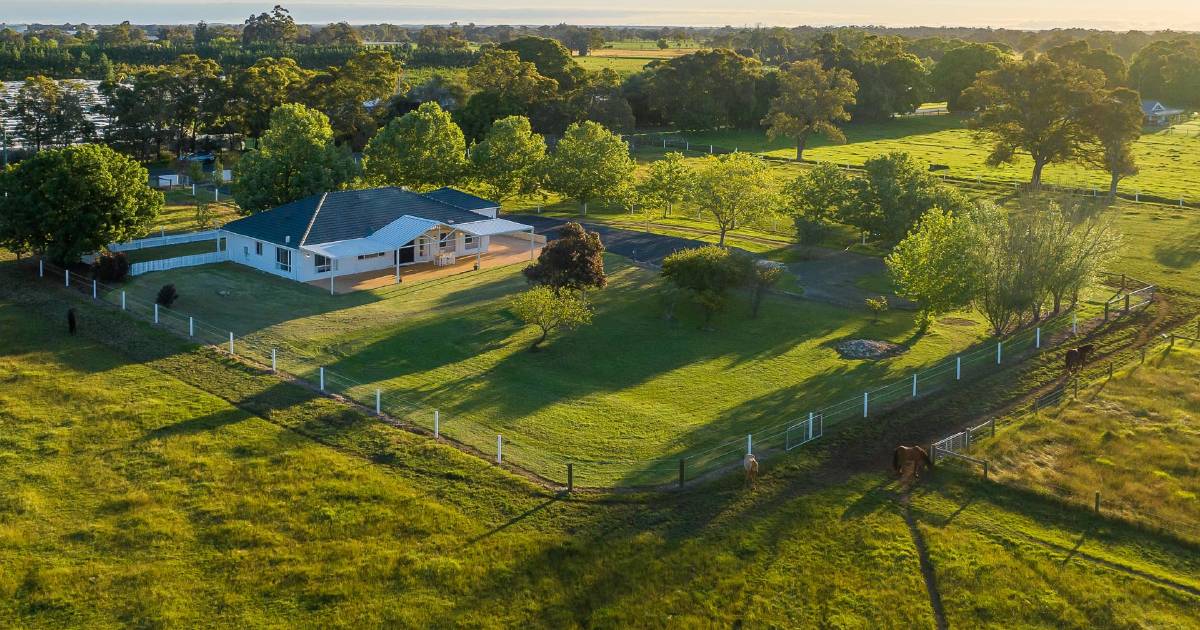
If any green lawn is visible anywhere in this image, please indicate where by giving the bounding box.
[122,238,224,264]
[111,256,995,484]
[677,114,1200,203]
[1,288,1196,626]
[574,55,657,77]
[151,189,241,235]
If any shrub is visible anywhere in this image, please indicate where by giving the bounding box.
[92,252,130,283]
[156,284,179,308]
[865,295,889,322]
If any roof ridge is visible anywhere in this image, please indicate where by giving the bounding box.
[299,192,329,246]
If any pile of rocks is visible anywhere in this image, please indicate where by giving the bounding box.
[836,339,906,360]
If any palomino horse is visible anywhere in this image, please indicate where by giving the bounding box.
[1065,344,1095,374]
[744,453,759,489]
[893,445,933,482]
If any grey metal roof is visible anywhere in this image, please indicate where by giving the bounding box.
[221,187,489,248]
[424,187,499,211]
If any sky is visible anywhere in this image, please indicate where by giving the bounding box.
[3,0,1199,31]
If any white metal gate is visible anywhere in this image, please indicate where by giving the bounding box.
[785,413,823,451]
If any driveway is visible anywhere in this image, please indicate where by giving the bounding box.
[508,214,912,309]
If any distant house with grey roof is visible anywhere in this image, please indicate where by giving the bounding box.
[1141,100,1187,127]
[218,187,536,291]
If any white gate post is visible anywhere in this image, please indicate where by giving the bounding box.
[189,316,194,336]
[271,348,277,372]
[91,280,97,299]
[996,341,1002,364]
[38,258,44,277]
[496,434,503,463]
[434,410,440,438]
[228,332,234,354]
[956,356,961,380]
[912,373,918,397]
[319,367,325,391]
[154,303,159,324]
[64,269,69,287]
[807,411,814,440]
[375,389,381,415]
[863,391,869,418]
[1072,313,1078,335]
[746,433,752,455]
[121,291,126,310]
[1035,327,1041,349]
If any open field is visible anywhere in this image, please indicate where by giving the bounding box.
[152,189,241,235]
[575,55,658,76]
[977,342,1200,540]
[673,114,1200,203]
[0,281,1197,626]
[110,256,999,483]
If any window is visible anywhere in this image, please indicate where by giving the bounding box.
[315,254,331,273]
[418,238,428,257]
[463,234,477,249]
[255,241,263,256]
[275,247,291,272]
[439,231,453,251]
[357,252,386,260]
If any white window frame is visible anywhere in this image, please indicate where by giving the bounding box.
[315,254,332,273]
[463,233,477,250]
[255,241,263,256]
[275,247,291,272]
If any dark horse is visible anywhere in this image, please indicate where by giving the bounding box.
[893,445,933,480]
[1065,344,1095,374]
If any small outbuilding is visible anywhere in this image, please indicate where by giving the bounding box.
[1141,100,1188,127]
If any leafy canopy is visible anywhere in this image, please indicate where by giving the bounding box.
[363,101,468,191]
[523,222,607,292]
[0,144,163,264]
[762,59,858,160]
[544,121,635,212]
[232,103,357,214]
[471,115,547,202]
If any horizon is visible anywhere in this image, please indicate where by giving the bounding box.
[3,1,1200,32]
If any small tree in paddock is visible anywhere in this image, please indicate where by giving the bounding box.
[661,245,747,328]
[156,284,179,308]
[689,152,781,247]
[865,295,889,323]
[885,207,978,328]
[471,115,547,203]
[544,121,635,215]
[637,152,694,218]
[744,260,784,319]
[523,222,607,292]
[510,286,593,351]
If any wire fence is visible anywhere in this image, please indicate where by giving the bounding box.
[929,327,1200,543]
[35,258,1157,491]
[623,129,1200,209]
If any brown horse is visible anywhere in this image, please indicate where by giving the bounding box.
[893,446,933,482]
[744,453,759,489]
[1065,344,1095,374]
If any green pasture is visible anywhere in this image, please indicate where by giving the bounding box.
[111,255,996,483]
[574,55,656,77]
[0,287,1196,626]
[677,114,1200,203]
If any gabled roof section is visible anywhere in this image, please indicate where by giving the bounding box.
[424,187,500,212]
[221,187,494,247]
[220,194,322,248]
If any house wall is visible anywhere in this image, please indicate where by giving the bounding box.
[222,231,298,281]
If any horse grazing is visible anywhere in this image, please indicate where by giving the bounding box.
[744,453,759,489]
[1065,344,1095,374]
[893,445,933,482]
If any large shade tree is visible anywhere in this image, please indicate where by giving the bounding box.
[689,152,781,246]
[0,144,163,264]
[471,115,547,203]
[762,59,858,161]
[1084,87,1144,198]
[362,101,468,190]
[929,42,1007,111]
[544,121,635,215]
[646,49,764,130]
[964,57,1105,188]
[232,103,356,214]
[840,152,969,243]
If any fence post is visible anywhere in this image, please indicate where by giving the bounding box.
[92,280,97,300]
[121,291,126,310]
[319,367,325,391]
[996,341,1002,364]
[271,348,277,372]
[375,389,381,415]
[567,463,573,493]
[496,434,503,464]
[38,258,44,277]
[912,373,917,398]
[983,461,989,480]
[434,410,440,438]
[154,303,159,324]
[1094,491,1101,512]
[228,332,234,354]
[64,269,70,287]
[746,433,753,455]
[1124,294,1130,313]
[863,391,869,418]
[1035,327,1041,349]
[956,356,961,380]
[189,316,194,336]
[1072,313,1078,335]
[678,459,685,488]
[1108,362,1114,379]
[1103,302,1109,321]
[808,411,814,441]
[1141,346,1146,363]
